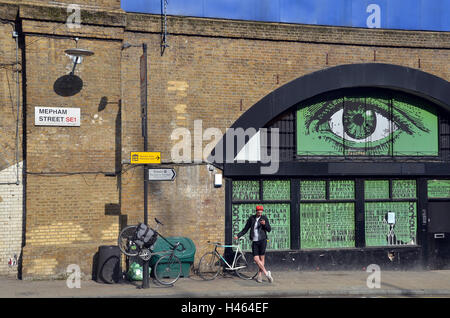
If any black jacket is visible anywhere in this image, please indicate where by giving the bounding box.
[237,214,271,242]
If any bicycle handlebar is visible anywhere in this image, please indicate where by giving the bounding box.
[172,241,186,252]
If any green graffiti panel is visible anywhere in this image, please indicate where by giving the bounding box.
[428,180,450,199]
[365,201,417,247]
[300,202,355,249]
[297,97,344,156]
[297,93,438,157]
[329,180,355,200]
[232,203,290,251]
[392,180,417,199]
[365,180,390,200]
[392,95,438,156]
[300,180,326,200]
[263,180,290,201]
[232,180,260,201]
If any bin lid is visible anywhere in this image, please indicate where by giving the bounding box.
[150,236,196,262]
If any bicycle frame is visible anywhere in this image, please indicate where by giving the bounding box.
[213,242,247,271]
[133,220,185,261]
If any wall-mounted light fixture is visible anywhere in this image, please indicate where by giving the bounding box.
[53,43,94,97]
[65,48,94,75]
[214,174,223,188]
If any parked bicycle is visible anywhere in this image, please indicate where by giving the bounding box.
[118,218,185,285]
[197,237,259,280]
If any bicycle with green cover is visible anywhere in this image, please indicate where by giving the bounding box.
[197,237,258,280]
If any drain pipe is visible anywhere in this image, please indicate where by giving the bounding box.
[13,26,20,186]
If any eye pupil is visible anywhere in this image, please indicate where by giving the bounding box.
[353,114,364,126]
[343,105,377,140]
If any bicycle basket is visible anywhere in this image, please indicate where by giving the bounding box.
[135,223,158,249]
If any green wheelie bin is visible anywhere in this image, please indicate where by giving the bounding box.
[149,236,196,278]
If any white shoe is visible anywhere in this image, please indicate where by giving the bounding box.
[256,276,262,283]
[266,271,273,283]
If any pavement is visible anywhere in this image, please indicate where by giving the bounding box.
[2,269,450,298]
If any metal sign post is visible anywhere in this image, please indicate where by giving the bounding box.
[140,43,150,289]
[136,45,176,288]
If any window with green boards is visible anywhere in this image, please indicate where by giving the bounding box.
[299,180,356,249]
[364,180,417,247]
[232,180,291,251]
[232,178,420,251]
[427,180,450,199]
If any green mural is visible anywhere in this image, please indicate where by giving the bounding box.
[365,201,417,246]
[300,180,326,200]
[263,180,290,200]
[428,180,450,199]
[300,202,355,248]
[392,180,417,199]
[329,180,355,200]
[231,203,290,251]
[232,178,420,251]
[297,93,438,156]
[232,180,260,201]
[299,180,355,249]
[232,180,291,251]
[364,180,390,200]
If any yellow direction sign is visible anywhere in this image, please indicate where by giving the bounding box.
[130,152,161,164]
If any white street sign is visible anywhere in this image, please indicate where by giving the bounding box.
[148,168,176,181]
[35,107,80,126]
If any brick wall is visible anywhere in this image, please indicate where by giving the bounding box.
[20,25,123,278]
[0,1,448,279]
[0,162,23,277]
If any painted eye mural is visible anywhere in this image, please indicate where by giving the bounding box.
[297,93,439,156]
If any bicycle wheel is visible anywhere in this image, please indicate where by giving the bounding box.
[154,254,182,285]
[198,252,221,280]
[235,253,259,280]
[117,225,139,257]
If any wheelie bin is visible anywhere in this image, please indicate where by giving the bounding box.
[149,237,196,278]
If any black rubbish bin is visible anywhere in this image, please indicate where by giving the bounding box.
[96,245,121,284]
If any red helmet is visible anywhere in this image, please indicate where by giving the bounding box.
[256,205,264,211]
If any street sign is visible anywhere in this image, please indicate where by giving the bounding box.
[35,107,80,127]
[148,168,176,181]
[130,152,161,164]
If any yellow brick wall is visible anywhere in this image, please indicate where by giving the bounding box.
[21,29,123,278]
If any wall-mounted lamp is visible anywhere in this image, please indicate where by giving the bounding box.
[54,46,93,97]
[65,48,94,75]
[121,42,145,50]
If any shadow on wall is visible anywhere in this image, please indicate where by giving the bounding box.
[53,74,83,97]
